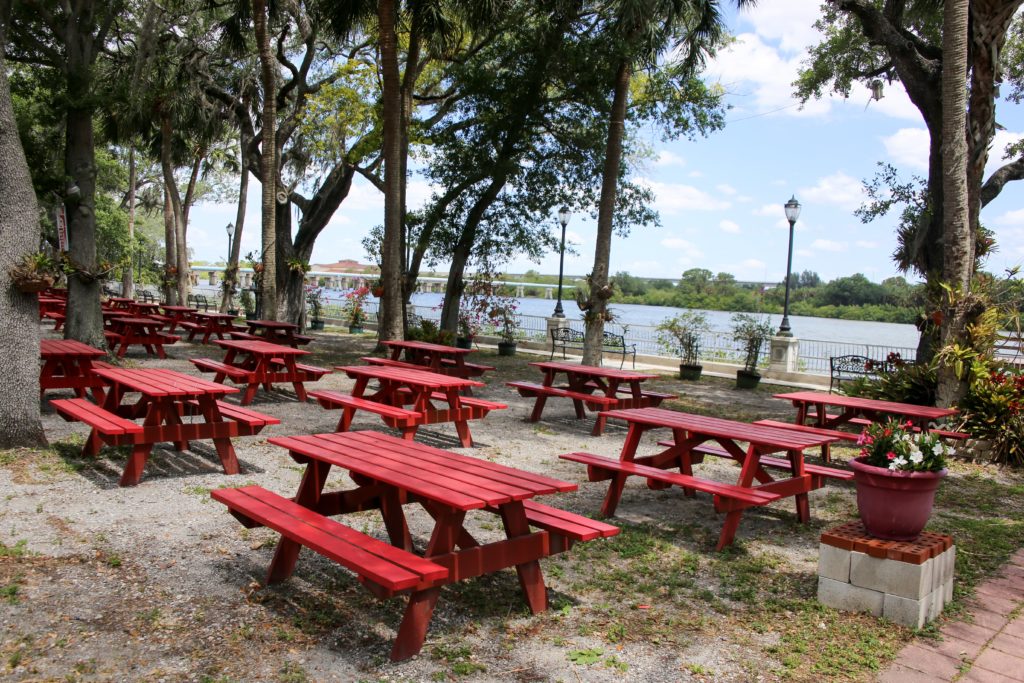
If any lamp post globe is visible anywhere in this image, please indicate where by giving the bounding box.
[778,196,801,337]
[553,207,570,318]
[225,222,235,259]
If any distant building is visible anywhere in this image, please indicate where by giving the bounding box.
[311,260,378,274]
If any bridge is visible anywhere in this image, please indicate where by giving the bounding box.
[189,266,575,299]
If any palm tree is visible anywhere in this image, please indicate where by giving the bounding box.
[253,0,278,319]
[583,0,740,365]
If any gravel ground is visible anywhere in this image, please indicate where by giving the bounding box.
[1,325,870,683]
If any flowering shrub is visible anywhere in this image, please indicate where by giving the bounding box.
[343,286,370,325]
[305,285,324,320]
[857,419,949,472]
[488,301,520,343]
[957,365,1024,464]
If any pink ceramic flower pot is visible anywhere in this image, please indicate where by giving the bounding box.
[850,456,947,541]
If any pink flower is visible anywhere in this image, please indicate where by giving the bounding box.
[886,451,896,460]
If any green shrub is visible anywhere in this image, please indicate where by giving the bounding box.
[957,363,1024,465]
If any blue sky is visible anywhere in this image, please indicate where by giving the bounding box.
[188,1,1024,284]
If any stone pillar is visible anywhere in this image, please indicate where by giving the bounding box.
[544,288,552,299]
[546,315,568,343]
[209,271,217,286]
[769,335,800,373]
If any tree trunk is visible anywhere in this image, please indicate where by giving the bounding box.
[583,60,631,366]
[122,146,135,298]
[159,114,189,305]
[162,185,177,304]
[175,150,204,304]
[220,138,248,313]
[254,0,278,320]
[0,50,46,448]
[377,0,404,342]
[936,0,972,408]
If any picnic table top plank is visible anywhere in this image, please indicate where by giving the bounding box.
[382,339,473,355]
[246,319,298,330]
[214,339,310,356]
[338,364,483,389]
[192,311,238,321]
[93,367,238,397]
[772,391,958,420]
[529,361,657,381]
[40,339,106,358]
[601,407,838,450]
[159,304,198,313]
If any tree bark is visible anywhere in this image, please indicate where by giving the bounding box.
[936,0,971,408]
[0,48,46,448]
[162,185,177,304]
[221,135,249,313]
[159,113,189,305]
[122,146,135,298]
[254,0,278,320]
[377,0,404,342]
[584,60,631,366]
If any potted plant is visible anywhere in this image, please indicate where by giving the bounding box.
[9,251,57,293]
[456,309,482,349]
[370,278,385,298]
[656,311,709,380]
[850,419,949,540]
[221,276,240,315]
[731,313,773,389]
[344,285,369,334]
[490,302,520,356]
[305,285,326,330]
[239,289,256,320]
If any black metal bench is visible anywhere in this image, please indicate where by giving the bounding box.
[549,327,636,369]
[187,293,211,311]
[829,354,885,393]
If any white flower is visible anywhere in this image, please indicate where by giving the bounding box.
[910,451,923,464]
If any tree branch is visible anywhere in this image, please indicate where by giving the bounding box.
[981,155,1024,207]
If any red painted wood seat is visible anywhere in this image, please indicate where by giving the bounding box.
[191,358,253,382]
[212,485,448,593]
[309,390,422,425]
[506,381,617,410]
[51,398,143,436]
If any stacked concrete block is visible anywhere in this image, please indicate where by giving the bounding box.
[817,521,955,629]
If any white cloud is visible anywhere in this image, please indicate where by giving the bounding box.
[716,183,737,195]
[800,172,867,211]
[638,179,730,214]
[811,239,848,252]
[753,203,782,217]
[740,0,825,54]
[687,170,704,178]
[655,150,686,167]
[993,208,1024,226]
[882,128,929,171]
[796,248,815,258]
[988,130,1024,178]
[867,81,922,121]
[724,258,769,280]
[719,219,741,234]
[855,240,879,248]
[660,237,704,259]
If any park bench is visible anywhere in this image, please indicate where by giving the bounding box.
[828,354,886,393]
[995,332,1023,367]
[136,290,156,303]
[666,441,855,484]
[550,327,636,369]
[212,485,449,591]
[559,451,782,508]
[187,293,211,311]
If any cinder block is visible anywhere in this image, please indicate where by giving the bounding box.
[818,576,884,617]
[818,543,852,583]
[884,591,932,629]
[945,577,954,603]
[851,551,933,600]
[928,587,945,620]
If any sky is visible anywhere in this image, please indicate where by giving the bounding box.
[188,1,1024,285]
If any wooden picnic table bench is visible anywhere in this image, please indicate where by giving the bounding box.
[312,365,505,447]
[774,391,960,435]
[104,316,178,359]
[561,407,840,550]
[212,430,618,660]
[243,319,312,348]
[182,311,237,344]
[507,361,675,436]
[192,339,329,405]
[158,304,198,333]
[39,339,109,402]
[380,339,494,382]
[51,367,278,486]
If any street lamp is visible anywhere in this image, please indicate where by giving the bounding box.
[225,222,235,260]
[778,195,801,337]
[553,207,570,318]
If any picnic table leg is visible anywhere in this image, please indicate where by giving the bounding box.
[153,343,166,359]
[202,399,240,475]
[380,488,413,552]
[118,402,161,486]
[528,395,548,422]
[600,424,647,516]
[392,508,464,661]
[283,357,308,401]
[716,512,742,551]
[159,399,190,451]
[499,501,547,614]
[453,419,473,448]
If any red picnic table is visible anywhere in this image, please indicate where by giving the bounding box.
[560,407,848,550]
[507,361,677,436]
[310,365,506,447]
[104,316,178,358]
[127,301,161,316]
[180,311,238,344]
[38,296,66,329]
[377,339,495,380]
[212,430,618,660]
[105,296,134,310]
[774,391,959,433]
[50,367,279,486]
[191,339,330,405]
[234,319,312,348]
[39,339,108,401]
[157,304,198,332]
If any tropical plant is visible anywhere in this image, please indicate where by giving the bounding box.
[9,251,58,289]
[305,285,325,320]
[656,311,708,365]
[407,319,455,346]
[730,313,772,373]
[239,289,254,314]
[489,301,520,343]
[856,419,950,473]
[343,285,370,326]
[845,358,938,406]
[956,363,1024,465]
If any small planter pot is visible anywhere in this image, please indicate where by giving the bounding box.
[455,336,473,350]
[372,286,384,298]
[227,308,240,316]
[497,341,517,356]
[245,312,257,321]
[14,277,54,293]
[850,457,947,540]
[679,363,703,381]
[348,325,364,334]
[309,319,325,331]
[735,369,761,389]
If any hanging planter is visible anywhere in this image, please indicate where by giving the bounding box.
[9,252,57,293]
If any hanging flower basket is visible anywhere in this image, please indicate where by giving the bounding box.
[14,276,54,293]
